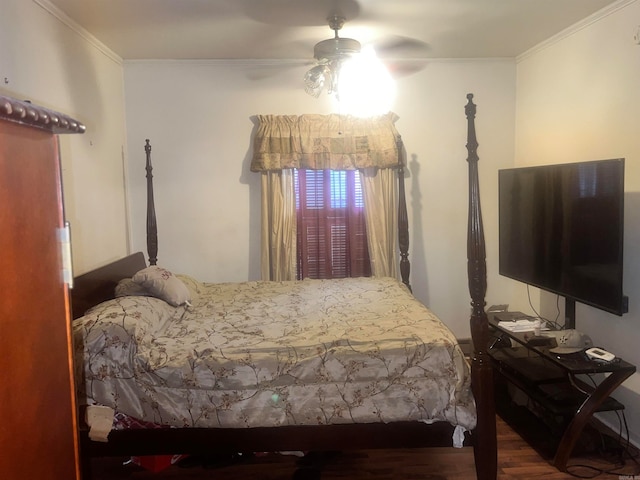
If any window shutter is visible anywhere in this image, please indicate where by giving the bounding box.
[295,170,371,279]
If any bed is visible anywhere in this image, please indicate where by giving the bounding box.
[71,94,496,479]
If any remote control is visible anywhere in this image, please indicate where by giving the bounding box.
[585,347,615,362]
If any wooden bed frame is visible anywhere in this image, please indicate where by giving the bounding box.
[72,94,496,479]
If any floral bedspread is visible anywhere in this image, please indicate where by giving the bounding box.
[73,276,476,436]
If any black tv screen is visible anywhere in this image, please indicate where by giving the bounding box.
[499,158,626,316]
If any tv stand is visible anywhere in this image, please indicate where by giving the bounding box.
[488,313,636,471]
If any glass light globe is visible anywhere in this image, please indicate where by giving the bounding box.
[336,46,396,117]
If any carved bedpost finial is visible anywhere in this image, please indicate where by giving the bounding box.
[145,139,158,266]
[396,136,411,292]
[465,95,478,167]
[465,94,483,314]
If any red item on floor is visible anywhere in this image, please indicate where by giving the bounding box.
[131,454,188,472]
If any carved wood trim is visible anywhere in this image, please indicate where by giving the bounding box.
[0,95,85,134]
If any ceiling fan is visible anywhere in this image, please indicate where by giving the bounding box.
[302,14,428,99]
[303,15,361,97]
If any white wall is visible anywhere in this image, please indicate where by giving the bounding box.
[0,0,129,273]
[123,58,515,338]
[514,0,640,445]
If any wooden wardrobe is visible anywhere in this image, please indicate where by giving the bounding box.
[0,95,85,479]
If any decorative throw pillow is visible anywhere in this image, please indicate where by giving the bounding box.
[175,274,201,304]
[114,278,154,298]
[132,266,191,307]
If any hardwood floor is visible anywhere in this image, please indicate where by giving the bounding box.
[88,416,639,480]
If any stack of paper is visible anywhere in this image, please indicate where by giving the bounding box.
[498,319,545,332]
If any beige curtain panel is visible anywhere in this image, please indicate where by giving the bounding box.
[251,113,402,171]
[361,167,399,279]
[260,170,297,281]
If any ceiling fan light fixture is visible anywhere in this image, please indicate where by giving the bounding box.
[313,37,361,62]
[303,15,361,99]
[303,64,331,98]
[303,15,396,116]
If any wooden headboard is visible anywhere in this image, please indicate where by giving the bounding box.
[70,252,147,319]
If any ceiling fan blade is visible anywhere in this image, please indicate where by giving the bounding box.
[383,59,429,78]
[243,0,361,27]
[372,35,430,59]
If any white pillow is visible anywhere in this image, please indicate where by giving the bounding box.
[132,266,191,307]
[115,278,154,298]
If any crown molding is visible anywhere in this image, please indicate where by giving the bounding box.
[33,0,122,65]
[516,0,637,62]
[123,59,312,67]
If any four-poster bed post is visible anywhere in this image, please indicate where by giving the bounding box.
[465,93,497,480]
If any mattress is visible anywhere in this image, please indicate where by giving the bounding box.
[73,276,476,436]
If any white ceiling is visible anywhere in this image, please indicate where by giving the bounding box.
[46,0,618,61]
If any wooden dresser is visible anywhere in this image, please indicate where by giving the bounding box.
[0,95,85,479]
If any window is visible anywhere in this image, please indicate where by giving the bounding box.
[294,169,371,280]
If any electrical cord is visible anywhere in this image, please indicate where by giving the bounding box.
[525,285,564,330]
[564,408,639,478]
[519,371,638,478]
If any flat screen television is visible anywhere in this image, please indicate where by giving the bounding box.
[498,158,627,328]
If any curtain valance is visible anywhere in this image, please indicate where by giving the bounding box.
[251,113,402,172]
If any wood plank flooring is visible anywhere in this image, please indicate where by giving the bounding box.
[88,416,639,480]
